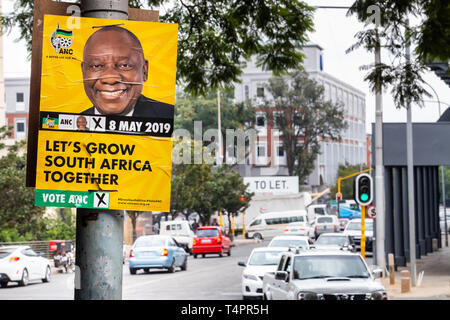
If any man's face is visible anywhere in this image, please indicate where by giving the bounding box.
[81,29,148,115]
[77,116,87,129]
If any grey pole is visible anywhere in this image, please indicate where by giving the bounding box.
[75,0,129,300]
[405,19,417,287]
[374,31,386,273]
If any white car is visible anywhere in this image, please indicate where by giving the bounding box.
[268,235,311,250]
[0,246,52,287]
[238,247,286,300]
[343,218,374,252]
[283,222,314,239]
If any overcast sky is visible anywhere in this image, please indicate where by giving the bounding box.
[2,0,449,132]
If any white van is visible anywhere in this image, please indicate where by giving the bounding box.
[246,210,309,240]
[159,220,195,253]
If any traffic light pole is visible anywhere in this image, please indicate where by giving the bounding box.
[75,0,128,300]
[361,205,366,259]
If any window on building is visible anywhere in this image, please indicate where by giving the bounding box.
[256,115,266,127]
[16,92,24,103]
[16,122,25,133]
[256,87,265,97]
[257,145,266,157]
[244,85,249,100]
[277,145,284,157]
[15,92,25,112]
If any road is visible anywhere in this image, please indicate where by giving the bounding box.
[0,240,266,300]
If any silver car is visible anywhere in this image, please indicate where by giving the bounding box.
[311,215,339,239]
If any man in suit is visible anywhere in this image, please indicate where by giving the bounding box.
[81,25,173,119]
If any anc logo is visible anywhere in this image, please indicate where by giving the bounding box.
[50,23,73,54]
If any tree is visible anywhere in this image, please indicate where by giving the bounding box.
[171,140,219,225]
[126,210,142,243]
[45,208,76,240]
[0,126,47,242]
[346,1,450,110]
[330,163,369,201]
[259,71,347,184]
[1,0,315,96]
[213,165,253,237]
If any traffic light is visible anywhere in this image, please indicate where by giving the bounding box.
[354,173,373,206]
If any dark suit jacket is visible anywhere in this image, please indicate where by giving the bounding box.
[81,94,174,119]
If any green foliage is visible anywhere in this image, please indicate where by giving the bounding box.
[346,0,450,109]
[0,126,48,242]
[330,163,369,200]
[260,71,347,183]
[170,140,252,225]
[1,0,315,96]
[45,208,76,240]
[440,166,450,204]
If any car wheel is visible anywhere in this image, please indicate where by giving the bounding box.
[42,266,51,283]
[0,281,8,288]
[202,254,205,258]
[143,268,150,274]
[129,268,137,275]
[219,251,223,257]
[193,254,197,259]
[253,233,262,240]
[19,269,29,287]
[168,259,176,273]
[227,248,231,256]
[181,257,187,271]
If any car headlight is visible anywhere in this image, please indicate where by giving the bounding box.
[371,290,388,300]
[297,291,319,300]
[243,274,259,281]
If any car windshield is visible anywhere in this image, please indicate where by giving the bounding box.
[269,239,309,248]
[346,221,374,231]
[248,251,284,266]
[196,229,219,237]
[317,217,333,224]
[134,237,167,248]
[293,255,370,280]
[0,248,16,259]
[316,236,348,246]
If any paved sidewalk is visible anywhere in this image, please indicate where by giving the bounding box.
[380,237,450,299]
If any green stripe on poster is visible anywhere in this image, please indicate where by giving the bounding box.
[35,189,110,209]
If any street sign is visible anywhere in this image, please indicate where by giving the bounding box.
[367,205,376,218]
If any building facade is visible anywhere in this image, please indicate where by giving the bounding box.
[233,45,368,188]
[5,77,30,140]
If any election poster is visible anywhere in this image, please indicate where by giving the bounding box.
[34,14,178,211]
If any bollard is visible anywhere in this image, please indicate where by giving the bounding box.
[388,253,395,285]
[400,270,411,293]
[432,238,438,251]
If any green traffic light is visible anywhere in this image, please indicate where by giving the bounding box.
[360,193,369,202]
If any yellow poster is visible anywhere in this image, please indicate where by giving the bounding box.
[35,15,178,211]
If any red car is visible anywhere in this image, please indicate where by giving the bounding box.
[192,226,232,258]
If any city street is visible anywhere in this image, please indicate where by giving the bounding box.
[0,241,266,300]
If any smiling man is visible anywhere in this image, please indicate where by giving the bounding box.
[81,26,174,118]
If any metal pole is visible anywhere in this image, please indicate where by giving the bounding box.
[217,88,223,165]
[374,31,386,273]
[405,19,417,287]
[361,205,366,259]
[75,0,129,300]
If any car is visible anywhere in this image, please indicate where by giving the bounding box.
[312,233,356,252]
[128,235,188,274]
[282,222,314,239]
[311,215,340,239]
[192,226,232,258]
[268,235,311,250]
[237,247,286,300]
[338,218,350,231]
[263,250,387,300]
[159,220,195,254]
[0,246,52,288]
[343,218,374,252]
